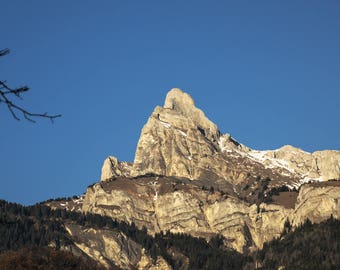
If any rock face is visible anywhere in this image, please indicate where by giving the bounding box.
[131,88,222,181]
[101,156,132,181]
[311,150,340,180]
[293,182,340,226]
[82,177,340,252]
[82,88,340,255]
[66,223,170,270]
[248,146,340,185]
[131,88,339,185]
[138,251,171,270]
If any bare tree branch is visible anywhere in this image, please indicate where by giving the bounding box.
[0,49,10,57]
[0,48,61,123]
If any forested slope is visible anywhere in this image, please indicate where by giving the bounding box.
[0,199,339,269]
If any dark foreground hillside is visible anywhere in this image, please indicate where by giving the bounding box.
[257,216,340,270]
[0,199,339,270]
[0,246,107,270]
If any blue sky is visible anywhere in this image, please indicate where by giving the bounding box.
[1,1,339,205]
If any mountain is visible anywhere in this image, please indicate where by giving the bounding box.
[0,199,250,269]
[101,88,339,192]
[84,88,339,252]
[1,199,339,269]
[1,88,339,269]
[130,88,339,186]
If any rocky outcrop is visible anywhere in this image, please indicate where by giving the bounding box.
[82,177,340,252]
[66,223,170,270]
[101,156,132,181]
[138,250,171,270]
[293,182,340,226]
[248,145,340,185]
[130,89,285,184]
[85,88,340,256]
[312,150,340,181]
[83,182,157,232]
[130,88,339,185]
[131,88,222,181]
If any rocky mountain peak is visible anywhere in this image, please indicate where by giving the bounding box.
[130,88,223,180]
[101,156,132,181]
[163,88,219,141]
[129,88,339,185]
[85,88,340,258]
[164,88,195,113]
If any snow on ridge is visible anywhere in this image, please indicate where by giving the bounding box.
[247,150,296,174]
[219,139,297,175]
[218,137,225,151]
[300,175,323,184]
[218,136,234,152]
[286,175,324,190]
[247,150,269,161]
[218,135,331,188]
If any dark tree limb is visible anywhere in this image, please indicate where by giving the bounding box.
[0,48,61,123]
[0,48,9,57]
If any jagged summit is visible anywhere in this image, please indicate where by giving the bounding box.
[101,156,132,181]
[131,88,222,180]
[163,88,218,136]
[164,88,195,112]
[82,88,340,255]
[128,88,339,184]
[99,88,339,186]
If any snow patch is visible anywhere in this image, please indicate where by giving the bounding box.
[247,150,296,174]
[154,191,158,201]
[150,180,159,201]
[160,120,171,128]
[176,129,187,137]
[300,175,323,184]
[218,137,227,152]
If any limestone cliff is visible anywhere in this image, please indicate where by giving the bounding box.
[86,88,340,255]
[101,156,132,181]
[246,145,340,186]
[66,223,170,270]
[130,88,339,186]
[293,182,340,226]
[82,176,340,252]
[131,88,221,181]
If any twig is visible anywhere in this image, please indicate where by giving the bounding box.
[0,81,61,123]
[0,48,61,123]
[0,49,10,57]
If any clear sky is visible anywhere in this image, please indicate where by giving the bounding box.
[1,1,339,205]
